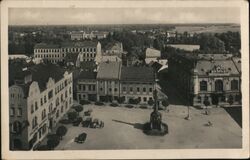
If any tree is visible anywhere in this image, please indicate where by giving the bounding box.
[148,99,154,106]
[56,125,68,140]
[161,99,169,108]
[47,134,60,150]
[74,105,83,116]
[67,111,77,121]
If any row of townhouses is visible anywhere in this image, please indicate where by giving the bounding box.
[76,61,155,104]
[9,62,73,150]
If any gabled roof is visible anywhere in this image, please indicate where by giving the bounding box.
[96,61,121,80]
[120,66,155,82]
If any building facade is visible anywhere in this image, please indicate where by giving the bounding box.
[120,67,155,104]
[76,71,97,102]
[9,63,73,150]
[168,53,241,107]
[96,62,121,102]
[34,41,101,64]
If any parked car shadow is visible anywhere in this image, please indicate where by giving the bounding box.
[112,119,144,130]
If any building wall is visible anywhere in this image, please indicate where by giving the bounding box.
[11,71,73,150]
[120,82,154,104]
[76,79,97,101]
[9,86,29,150]
[96,79,120,100]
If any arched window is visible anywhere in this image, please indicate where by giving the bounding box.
[200,81,207,91]
[215,80,223,92]
[231,80,239,90]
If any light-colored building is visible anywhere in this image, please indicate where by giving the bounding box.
[9,63,73,150]
[96,61,121,102]
[34,41,101,64]
[168,53,241,107]
[167,44,200,52]
[145,48,161,64]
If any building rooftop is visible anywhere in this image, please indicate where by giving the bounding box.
[146,48,161,58]
[9,62,67,95]
[196,59,240,76]
[61,41,98,48]
[120,66,155,82]
[34,43,60,49]
[167,44,200,51]
[78,71,97,80]
[96,61,121,80]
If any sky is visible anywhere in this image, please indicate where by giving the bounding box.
[9,7,240,25]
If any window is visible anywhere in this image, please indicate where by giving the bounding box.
[61,106,64,113]
[231,80,239,90]
[31,104,34,113]
[78,94,82,100]
[143,88,146,92]
[109,88,112,92]
[64,80,67,86]
[44,95,47,103]
[100,88,103,91]
[137,87,140,92]
[40,98,43,106]
[10,108,15,116]
[114,88,118,92]
[17,108,22,116]
[56,98,59,106]
[215,80,223,92]
[149,88,152,92]
[48,90,53,99]
[61,94,64,102]
[78,84,82,90]
[56,110,59,118]
[200,81,207,91]
[123,87,126,92]
[143,97,147,102]
[93,85,96,91]
[41,109,46,120]
[130,87,133,92]
[88,85,91,91]
[65,90,68,98]
[32,116,38,129]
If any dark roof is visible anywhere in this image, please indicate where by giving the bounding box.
[196,59,240,76]
[80,61,97,71]
[78,71,97,80]
[29,63,66,91]
[151,62,163,72]
[61,41,98,48]
[120,66,155,82]
[9,62,67,95]
[34,43,60,49]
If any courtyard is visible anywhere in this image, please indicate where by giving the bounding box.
[54,103,242,150]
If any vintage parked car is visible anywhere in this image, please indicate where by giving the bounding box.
[82,117,92,127]
[90,118,104,129]
[74,132,87,143]
[84,109,93,116]
[72,117,83,126]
